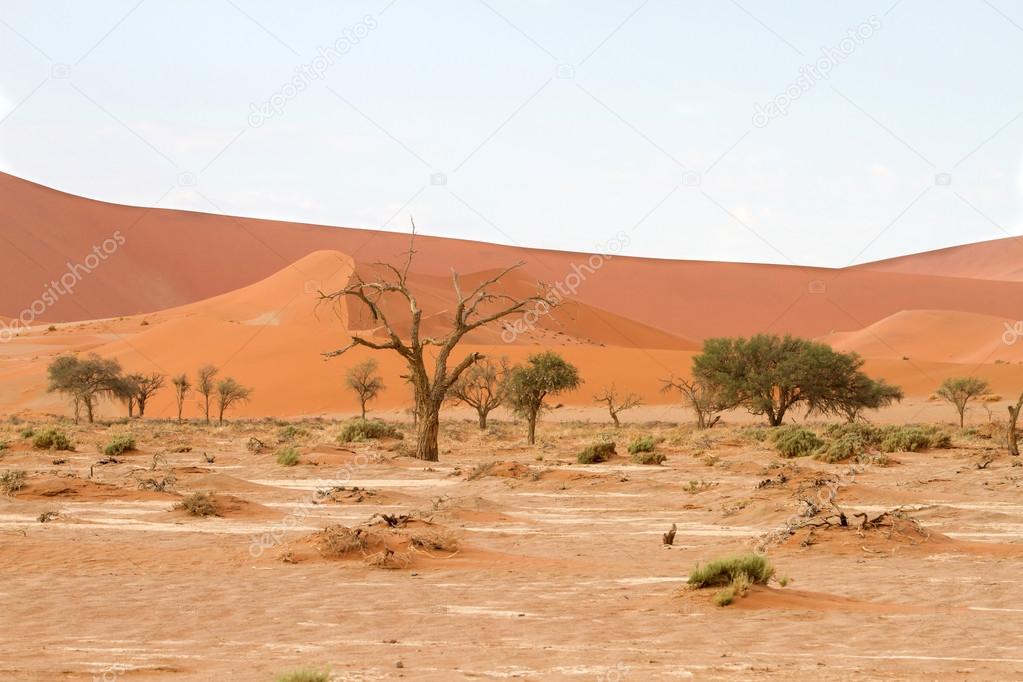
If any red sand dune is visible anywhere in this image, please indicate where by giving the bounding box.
[3,171,1023,420]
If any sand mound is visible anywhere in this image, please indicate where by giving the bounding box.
[731,585,929,613]
[163,492,280,521]
[15,475,176,502]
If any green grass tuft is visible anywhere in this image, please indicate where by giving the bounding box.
[276,446,300,466]
[687,553,774,588]
[103,435,136,457]
[32,429,72,451]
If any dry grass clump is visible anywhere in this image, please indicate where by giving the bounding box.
[466,461,494,480]
[0,470,26,496]
[316,525,370,557]
[175,491,219,517]
[409,527,460,553]
[631,450,666,465]
[366,548,413,569]
[577,440,616,464]
[276,425,309,442]
[688,553,774,607]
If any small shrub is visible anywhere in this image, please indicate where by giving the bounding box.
[814,433,864,463]
[19,427,35,439]
[275,670,331,682]
[688,553,774,588]
[738,427,770,443]
[577,440,616,464]
[175,491,219,517]
[47,325,56,332]
[627,436,656,454]
[772,427,822,458]
[0,470,26,496]
[713,586,736,606]
[879,426,932,453]
[0,441,7,451]
[276,446,300,466]
[466,461,494,480]
[103,435,136,457]
[32,429,72,451]
[631,450,666,465]
[337,419,402,443]
[409,528,460,552]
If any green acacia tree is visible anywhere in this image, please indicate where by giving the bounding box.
[936,376,990,428]
[507,351,582,444]
[46,354,123,423]
[693,334,902,427]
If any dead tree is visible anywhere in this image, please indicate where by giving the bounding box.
[1009,392,1023,456]
[448,357,509,429]
[593,383,641,428]
[321,226,555,461]
[661,376,728,429]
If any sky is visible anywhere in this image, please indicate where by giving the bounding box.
[1,0,1022,267]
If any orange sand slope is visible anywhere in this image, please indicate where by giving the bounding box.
[4,171,1023,342]
[3,170,1023,420]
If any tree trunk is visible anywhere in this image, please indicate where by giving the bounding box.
[415,401,441,461]
[138,400,146,417]
[527,412,537,445]
[360,397,367,420]
[1009,393,1023,456]
[218,404,225,425]
[204,396,210,425]
[477,408,487,430]
[177,397,184,422]
[85,396,95,423]
[958,407,965,429]
[611,411,620,428]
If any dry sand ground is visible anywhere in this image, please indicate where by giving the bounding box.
[2,416,1022,681]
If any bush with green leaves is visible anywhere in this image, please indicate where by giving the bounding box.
[631,450,666,465]
[276,446,300,466]
[627,436,656,454]
[878,425,950,452]
[103,435,136,457]
[337,418,402,443]
[32,429,72,451]
[19,427,34,439]
[771,427,822,458]
[814,432,864,463]
[577,440,616,464]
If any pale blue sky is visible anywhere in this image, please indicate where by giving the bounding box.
[1,0,1021,266]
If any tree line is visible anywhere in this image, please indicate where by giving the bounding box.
[46,354,252,424]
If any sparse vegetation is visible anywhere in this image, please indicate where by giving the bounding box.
[175,491,219,517]
[577,440,616,464]
[631,450,666,465]
[276,446,300,466]
[317,525,369,557]
[216,377,253,425]
[337,418,402,442]
[688,553,774,607]
[814,432,864,463]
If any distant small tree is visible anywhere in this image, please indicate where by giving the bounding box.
[937,376,990,428]
[172,373,190,422]
[593,383,641,428]
[112,374,139,417]
[449,357,509,429]
[345,359,385,419]
[197,364,218,425]
[507,351,582,444]
[661,376,729,429]
[46,354,122,423]
[216,377,252,425]
[131,373,164,417]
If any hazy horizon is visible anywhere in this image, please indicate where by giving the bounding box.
[2,0,1022,267]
